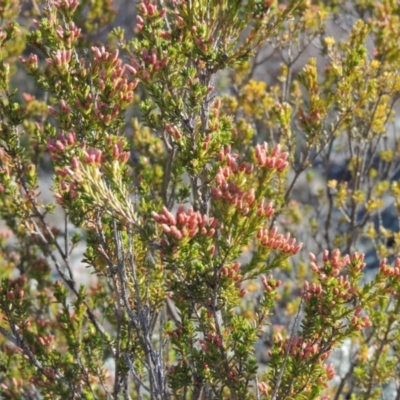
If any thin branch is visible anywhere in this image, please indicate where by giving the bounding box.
[271,295,304,400]
[0,322,72,391]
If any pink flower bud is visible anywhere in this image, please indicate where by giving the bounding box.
[200,341,208,351]
[271,144,281,158]
[162,206,176,225]
[161,224,171,233]
[48,106,58,116]
[207,228,215,237]
[125,64,137,75]
[170,226,182,240]
[70,156,79,170]
[309,252,317,263]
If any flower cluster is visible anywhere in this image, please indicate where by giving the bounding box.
[47,131,76,161]
[257,227,302,255]
[309,249,366,277]
[284,335,330,361]
[130,47,168,81]
[378,257,400,296]
[305,251,372,330]
[19,53,39,73]
[111,142,130,164]
[261,274,282,292]
[268,331,336,392]
[323,363,336,381]
[1,275,27,307]
[5,283,25,302]
[165,123,182,140]
[53,0,79,12]
[379,256,400,278]
[212,173,254,216]
[212,145,280,222]
[199,332,222,352]
[47,131,81,199]
[45,48,72,73]
[254,143,289,173]
[55,22,81,46]
[152,205,216,242]
[303,274,363,308]
[89,47,139,119]
[48,131,130,168]
[218,145,254,175]
[138,1,165,20]
[82,148,103,167]
[350,307,372,331]
[220,262,241,281]
[212,146,255,214]
[257,381,270,396]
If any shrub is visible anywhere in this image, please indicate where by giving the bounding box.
[1,0,400,399]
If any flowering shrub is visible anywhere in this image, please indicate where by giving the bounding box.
[1,0,400,399]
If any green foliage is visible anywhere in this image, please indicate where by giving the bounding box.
[0,0,400,399]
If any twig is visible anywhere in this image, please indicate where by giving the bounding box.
[0,323,72,391]
[271,295,304,400]
[255,374,261,400]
